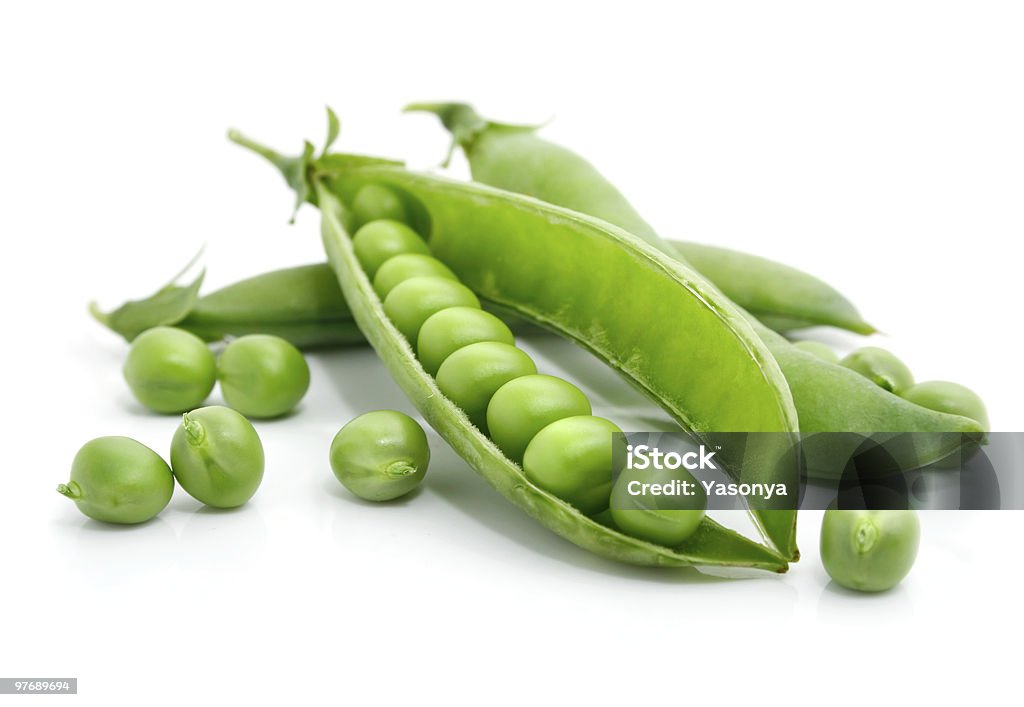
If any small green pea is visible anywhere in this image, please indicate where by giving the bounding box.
[383,277,481,343]
[486,374,592,462]
[58,436,174,524]
[435,342,537,431]
[416,307,515,375]
[522,415,622,516]
[372,254,457,299]
[123,326,216,413]
[792,340,840,364]
[351,184,408,227]
[170,405,265,508]
[352,220,430,278]
[217,334,310,418]
[610,465,706,547]
[820,509,920,592]
[330,410,430,501]
[903,380,989,430]
[840,347,914,395]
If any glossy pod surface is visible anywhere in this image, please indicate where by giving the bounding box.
[308,182,792,571]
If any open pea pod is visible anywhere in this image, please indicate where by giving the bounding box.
[315,183,792,571]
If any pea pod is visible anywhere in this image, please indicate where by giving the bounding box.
[232,125,799,570]
[408,102,874,335]
[411,101,985,477]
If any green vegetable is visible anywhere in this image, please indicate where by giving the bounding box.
[170,405,265,508]
[122,326,216,413]
[409,101,984,488]
[435,341,537,432]
[58,437,174,524]
[610,465,706,547]
[791,340,840,363]
[416,307,516,376]
[840,347,915,395]
[409,101,874,335]
[522,416,622,516]
[486,374,592,463]
[372,253,456,299]
[217,334,311,418]
[351,183,409,226]
[329,410,430,501]
[352,219,430,278]
[820,509,920,592]
[229,121,797,571]
[903,381,989,430]
[382,276,481,343]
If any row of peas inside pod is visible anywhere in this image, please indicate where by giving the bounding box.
[324,189,708,547]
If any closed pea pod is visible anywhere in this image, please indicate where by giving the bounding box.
[792,340,840,364]
[330,410,429,501]
[57,436,174,525]
[522,416,623,517]
[372,253,457,299]
[122,326,216,414]
[383,276,481,343]
[840,347,915,395]
[416,307,515,375]
[486,374,592,463]
[352,219,430,278]
[217,334,311,418]
[435,341,537,432]
[170,405,265,508]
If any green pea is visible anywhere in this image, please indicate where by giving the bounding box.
[486,374,592,462]
[122,326,216,413]
[383,276,481,343]
[57,436,174,524]
[217,334,310,418]
[820,509,920,592]
[435,342,536,431]
[522,416,622,516]
[330,410,430,501]
[839,347,914,395]
[170,405,265,508]
[903,380,989,430]
[610,464,706,547]
[352,184,408,226]
[792,340,840,364]
[416,307,515,375]
[352,220,430,278]
[372,254,457,299]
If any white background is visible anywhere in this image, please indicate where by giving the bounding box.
[2,1,1023,705]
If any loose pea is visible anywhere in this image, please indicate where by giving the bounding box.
[903,380,989,430]
[217,334,310,418]
[383,277,481,343]
[792,340,840,364]
[351,184,408,226]
[416,307,515,375]
[522,415,622,516]
[170,405,265,508]
[123,326,216,414]
[486,374,592,462]
[839,347,914,395]
[610,465,706,547]
[820,509,920,592]
[57,436,174,524]
[435,342,536,431]
[372,254,457,299]
[352,220,430,278]
[330,410,430,501]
